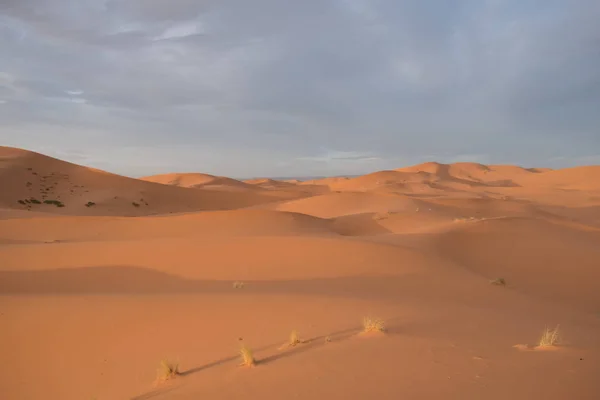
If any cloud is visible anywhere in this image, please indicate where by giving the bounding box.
[297,150,381,163]
[0,0,599,177]
[153,20,205,41]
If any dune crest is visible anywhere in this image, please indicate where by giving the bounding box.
[141,172,260,191]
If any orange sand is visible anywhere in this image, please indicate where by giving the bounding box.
[1,146,600,400]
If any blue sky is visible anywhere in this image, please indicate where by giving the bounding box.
[1,0,599,178]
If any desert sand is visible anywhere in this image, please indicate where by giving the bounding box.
[1,145,600,399]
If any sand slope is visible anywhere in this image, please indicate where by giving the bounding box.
[274,191,423,218]
[1,148,600,400]
[141,172,260,192]
[435,217,600,310]
[0,147,305,216]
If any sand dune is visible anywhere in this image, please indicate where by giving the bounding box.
[0,209,340,244]
[0,147,306,216]
[328,170,438,192]
[397,162,526,188]
[274,191,424,218]
[0,235,432,281]
[244,177,295,187]
[141,172,260,192]
[435,216,600,310]
[2,147,600,400]
[244,177,330,195]
[516,165,600,190]
[297,163,547,196]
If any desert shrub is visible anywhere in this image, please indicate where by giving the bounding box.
[539,325,561,347]
[490,278,506,286]
[157,360,179,381]
[289,330,301,346]
[233,281,245,289]
[239,344,255,366]
[363,316,386,333]
[43,200,64,207]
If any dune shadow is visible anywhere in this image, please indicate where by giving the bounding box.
[179,326,365,377]
[1,267,472,311]
[259,315,409,365]
[259,325,364,365]
[259,340,324,365]
[0,265,208,295]
[0,266,427,303]
[178,339,283,377]
[179,356,238,376]
[135,319,402,400]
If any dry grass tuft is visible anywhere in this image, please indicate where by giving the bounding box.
[233,281,245,289]
[538,325,561,347]
[489,277,506,286]
[362,316,386,333]
[454,216,479,223]
[373,212,389,221]
[157,360,179,381]
[289,330,301,346]
[239,343,255,367]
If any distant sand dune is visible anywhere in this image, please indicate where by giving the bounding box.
[275,191,424,218]
[141,172,260,191]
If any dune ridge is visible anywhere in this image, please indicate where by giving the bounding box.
[0,146,310,216]
[141,172,260,191]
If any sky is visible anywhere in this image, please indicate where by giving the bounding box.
[1,0,599,178]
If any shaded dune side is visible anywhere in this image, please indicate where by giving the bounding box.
[140,172,260,191]
[396,162,525,188]
[327,170,441,192]
[0,147,300,215]
[0,266,195,294]
[434,217,600,310]
[362,196,585,235]
[298,163,539,196]
[331,213,393,236]
[244,178,297,187]
[399,161,600,191]
[515,165,600,190]
[420,197,563,220]
[0,236,430,280]
[273,193,572,233]
[275,192,423,218]
[0,209,338,243]
[0,264,505,301]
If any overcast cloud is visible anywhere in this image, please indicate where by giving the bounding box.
[1,0,599,178]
